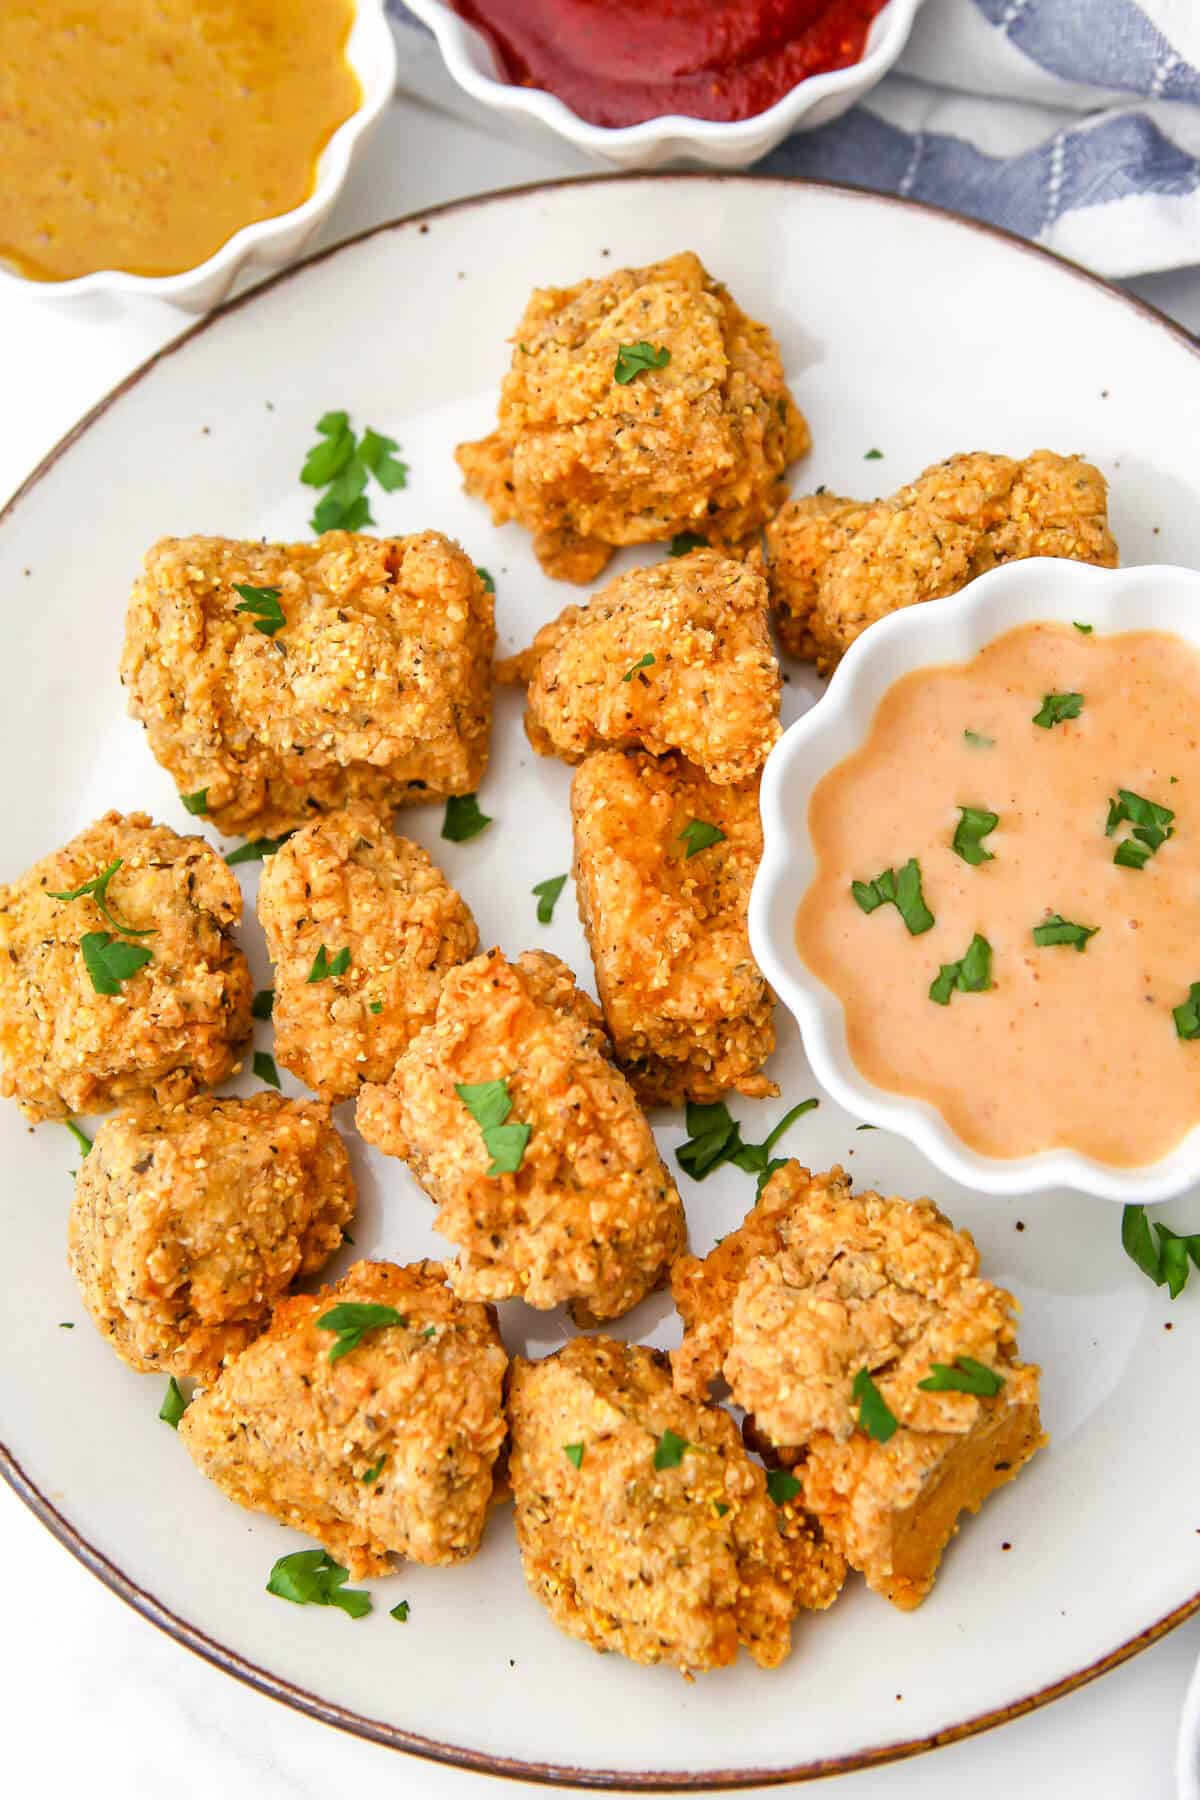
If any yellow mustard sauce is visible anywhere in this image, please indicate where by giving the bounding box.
[0,1,360,282]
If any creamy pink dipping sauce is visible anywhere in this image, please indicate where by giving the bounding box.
[795,621,1200,1166]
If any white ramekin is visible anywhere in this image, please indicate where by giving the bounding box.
[399,0,925,170]
[749,559,1200,1204]
[0,0,396,313]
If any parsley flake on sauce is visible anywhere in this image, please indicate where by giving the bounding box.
[1174,983,1200,1040]
[532,874,567,924]
[1032,691,1083,728]
[622,652,656,682]
[233,583,286,636]
[1073,621,1094,634]
[81,932,153,996]
[918,1357,1005,1397]
[181,788,209,816]
[1106,788,1175,869]
[1032,914,1098,952]
[952,807,999,866]
[766,1469,802,1505]
[442,793,492,842]
[50,858,154,937]
[251,988,275,1020]
[1122,1204,1200,1300]
[929,933,993,1005]
[266,1548,371,1619]
[253,1050,281,1090]
[850,858,935,935]
[159,1376,188,1429]
[852,1368,898,1443]
[226,834,291,866]
[307,944,351,984]
[455,1078,531,1176]
[614,341,670,384]
[563,1443,585,1469]
[64,1120,92,1158]
[963,730,996,749]
[316,1302,406,1364]
[679,818,726,859]
[676,1097,817,1190]
[669,532,708,557]
[653,1429,689,1470]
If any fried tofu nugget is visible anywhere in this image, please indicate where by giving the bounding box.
[0,811,252,1121]
[179,1259,508,1577]
[572,750,775,1105]
[508,1338,844,1673]
[456,251,808,583]
[672,1162,1045,1610]
[69,1092,354,1381]
[498,550,780,786]
[356,949,686,1322]
[257,804,478,1101]
[122,531,495,838]
[761,450,1118,672]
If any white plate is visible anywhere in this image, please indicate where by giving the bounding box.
[2,176,1200,1789]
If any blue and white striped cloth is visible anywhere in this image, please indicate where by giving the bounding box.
[390,0,1200,278]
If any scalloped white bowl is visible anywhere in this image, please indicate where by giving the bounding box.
[0,0,396,312]
[750,558,1200,1204]
[400,0,925,169]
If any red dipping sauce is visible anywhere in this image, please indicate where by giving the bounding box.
[450,0,890,128]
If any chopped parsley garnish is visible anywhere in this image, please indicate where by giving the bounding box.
[563,1443,585,1469]
[251,988,275,1020]
[59,1322,74,1329]
[1073,621,1093,634]
[181,788,209,815]
[850,858,934,935]
[361,1457,386,1484]
[864,448,884,460]
[1174,983,1200,1040]
[253,1050,281,1089]
[622,652,656,682]
[679,818,726,859]
[952,806,999,866]
[614,341,670,384]
[476,567,495,594]
[301,412,407,532]
[64,1120,92,1157]
[918,1357,1005,1396]
[532,874,567,924]
[307,944,351,983]
[390,1601,410,1623]
[266,1548,371,1618]
[766,1469,802,1505]
[1032,691,1083,728]
[455,1078,531,1176]
[852,1367,898,1443]
[963,730,995,749]
[369,1001,383,1015]
[714,1501,730,1517]
[316,1301,406,1363]
[653,1428,689,1470]
[676,1097,817,1190]
[50,858,153,937]
[1122,1203,1200,1300]
[1106,788,1175,869]
[1032,914,1098,952]
[226,834,290,866]
[669,532,708,557]
[233,583,286,636]
[159,1376,188,1429]
[929,933,993,1006]
[81,932,153,996]
[442,793,492,842]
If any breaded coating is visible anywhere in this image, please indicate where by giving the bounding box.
[356,948,686,1322]
[257,804,478,1101]
[456,251,808,582]
[571,750,775,1105]
[672,1162,1045,1610]
[122,531,495,838]
[760,450,1118,672]
[508,1338,844,1674]
[498,550,780,786]
[0,811,252,1122]
[179,1259,508,1577]
[68,1092,354,1382]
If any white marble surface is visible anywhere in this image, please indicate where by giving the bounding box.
[3,93,1198,1800]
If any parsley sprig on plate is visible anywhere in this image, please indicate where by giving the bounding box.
[1122,1203,1200,1299]
[301,411,407,532]
[266,1548,371,1618]
[675,1097,818,1191]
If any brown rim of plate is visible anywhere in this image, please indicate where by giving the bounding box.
[2,172,1198,1787]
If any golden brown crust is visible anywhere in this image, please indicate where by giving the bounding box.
[356,948,687,1322]
[672,1161,1045,1609]
[121,531,495,837]
[571,750,775,1105]
[257,804,478,1102]
[0,810,252,1121]
[497,550,780,787]
[68,1092,354,1381]
[456,251,808,581]
[761,450,1118,672]
[507,1338,843,1673]
[179,1259,508,1577]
